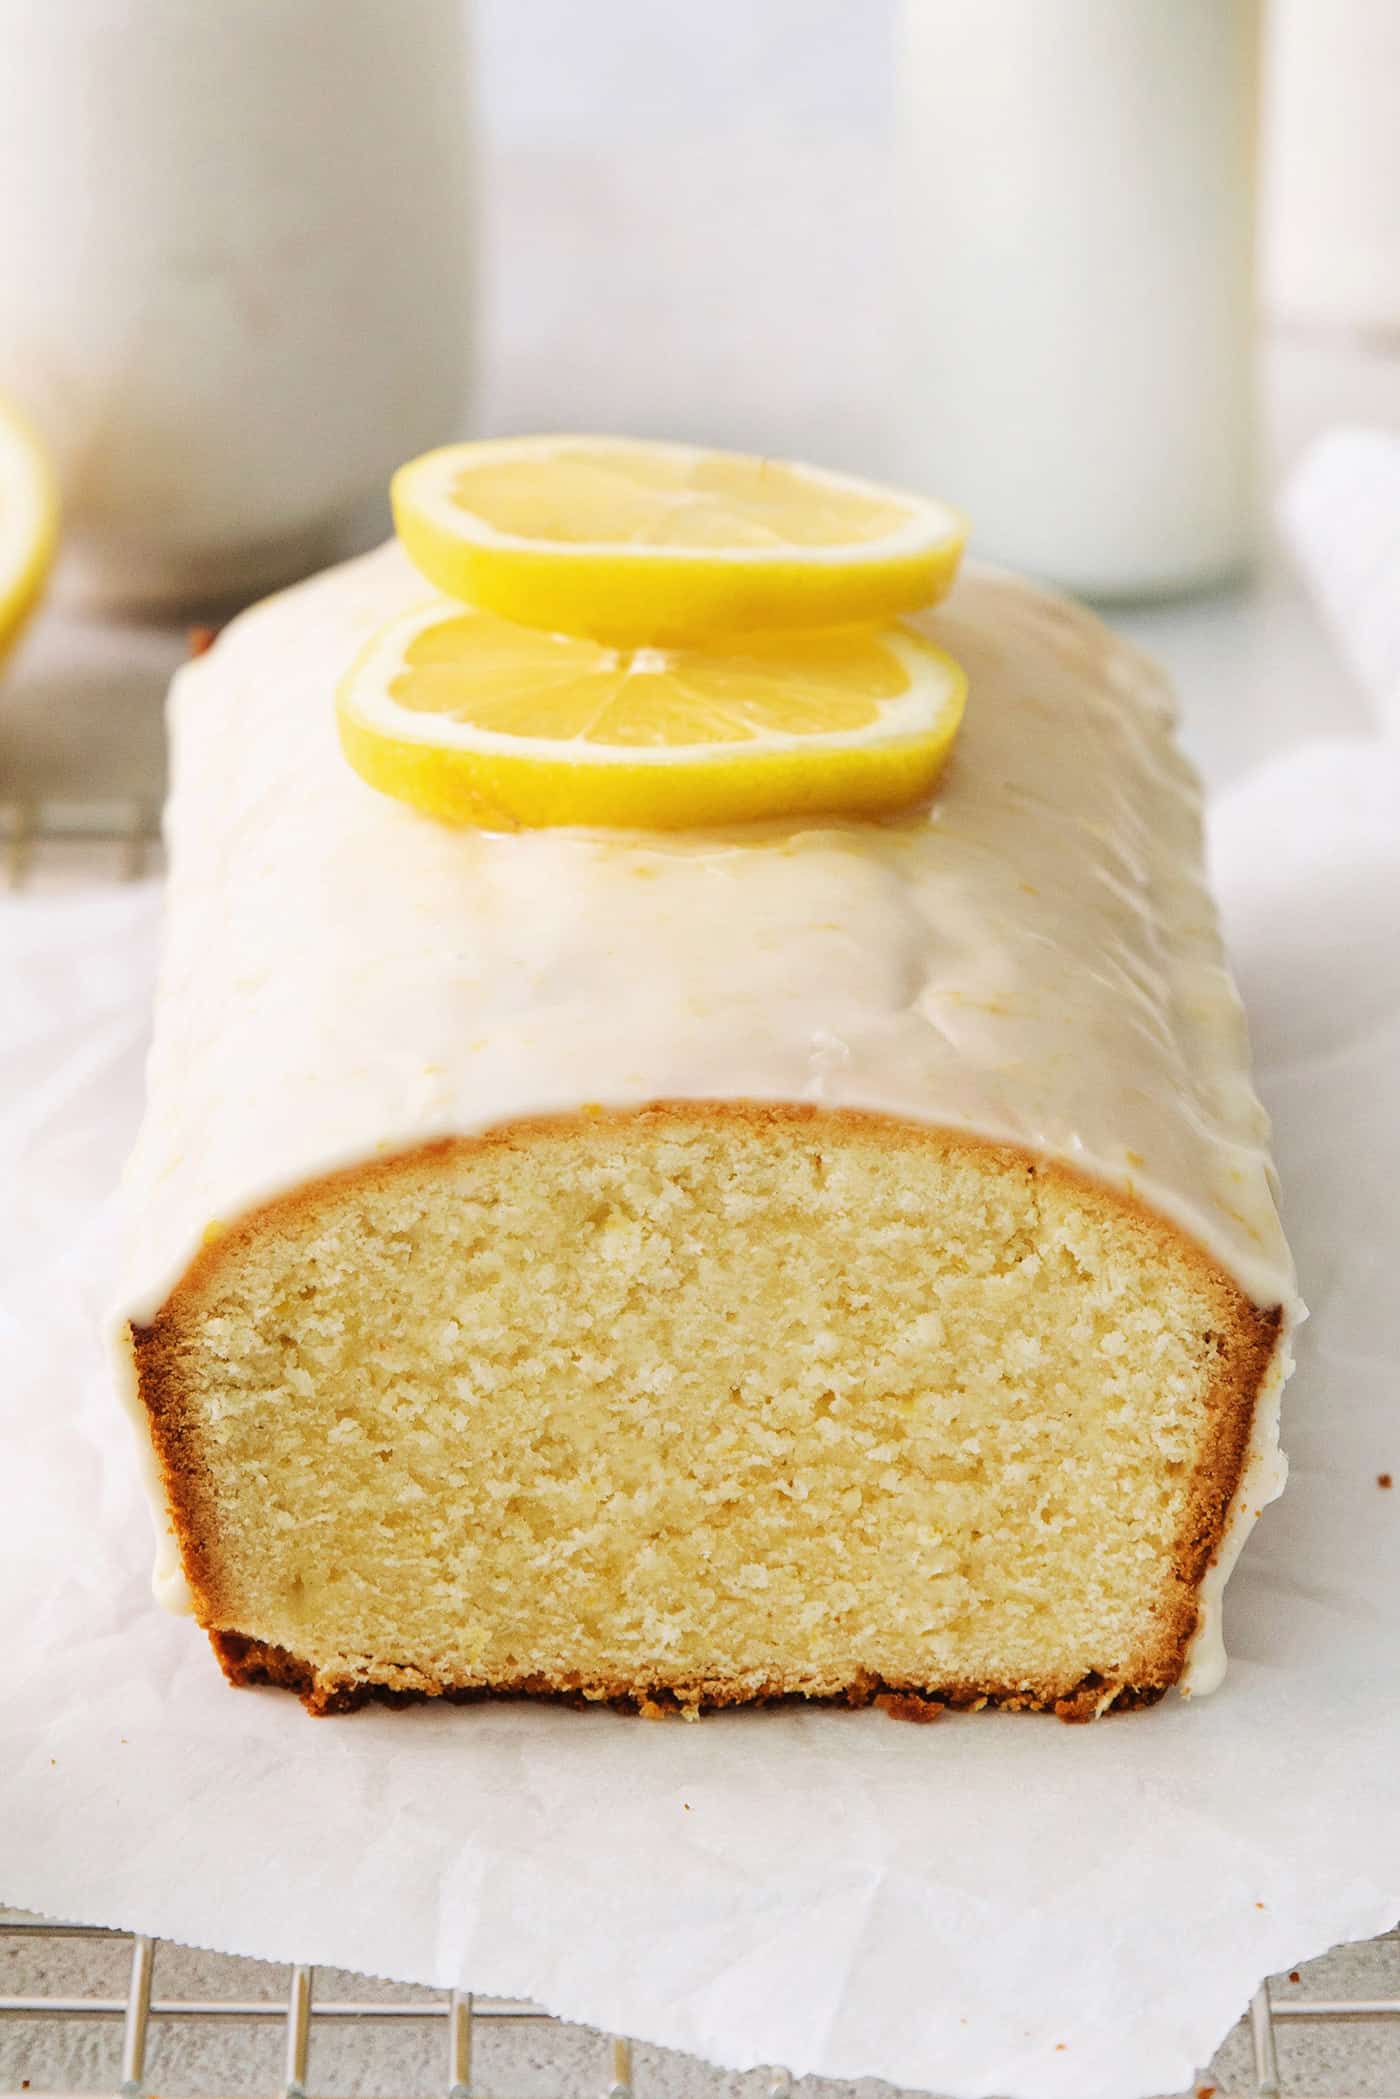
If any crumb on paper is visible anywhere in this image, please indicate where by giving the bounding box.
[1197,2085,1216,2098]
[1379,1473,1393,1489]
[1255,1901,1266,1910]
[1289,1971,1301,1984]
[875,1691,945,1724]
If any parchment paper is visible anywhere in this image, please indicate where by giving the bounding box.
[1,725,1397,2099]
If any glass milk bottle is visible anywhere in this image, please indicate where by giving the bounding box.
[0,0,472,612]
[896,0,1261,600]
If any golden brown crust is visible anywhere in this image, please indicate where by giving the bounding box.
[208,1629,1171,1723]
[130,1101,1284,1722]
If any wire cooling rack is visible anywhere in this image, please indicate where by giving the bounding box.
[4,799,1398,2097]
[0,1916,638,2099]
[0,795,163,890]
[2,1914,1399,2099]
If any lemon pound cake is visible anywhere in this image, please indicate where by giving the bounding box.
[114,543,1296,1719]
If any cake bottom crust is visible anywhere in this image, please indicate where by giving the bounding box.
[208,1628,1169,1724]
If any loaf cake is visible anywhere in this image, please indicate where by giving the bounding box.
[113,542,1297,1718]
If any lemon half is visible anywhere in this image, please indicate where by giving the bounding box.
[0,400,58,666]
[392,435,966,644]
[337,599,967,831]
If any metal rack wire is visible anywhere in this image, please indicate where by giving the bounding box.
[0,796,163,890]
[2,1915,1399,2099]
[4,800,1398,2097]
[0,1918,634,2099]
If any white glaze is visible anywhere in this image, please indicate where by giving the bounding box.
[114,542,1299,1684]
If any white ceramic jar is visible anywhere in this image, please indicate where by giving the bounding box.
[896,0,1261,600]
[0,0,472,610]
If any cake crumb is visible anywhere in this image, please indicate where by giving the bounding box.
[188,624,219,657]
[1288,1972,1301,1985]
[1379,1473,1393,1489]
[1197,2084,1216,2098]
[150,1108,1280,1718]
[876,1692,945,1724]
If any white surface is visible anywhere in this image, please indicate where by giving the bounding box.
[1281,428,1400,736]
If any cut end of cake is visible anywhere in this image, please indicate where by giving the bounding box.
[128,1105,1284,1720]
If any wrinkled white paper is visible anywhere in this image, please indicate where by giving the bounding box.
[2,732,1398,2099]
[1282,428,1400,734]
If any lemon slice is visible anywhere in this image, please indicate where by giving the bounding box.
[392,436,966,643]
[337,599,967,830]
[0,399,58,666]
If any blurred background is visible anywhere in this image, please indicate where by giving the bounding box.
[0,0,1398,813]
[2,0,1399,599]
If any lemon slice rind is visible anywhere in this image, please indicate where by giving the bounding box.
[337,598,968,831]
[0,400,58,665]
[392,435,967,643]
